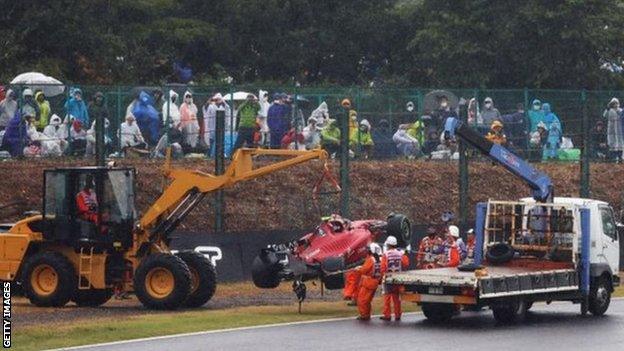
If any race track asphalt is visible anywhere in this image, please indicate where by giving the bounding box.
[62,299,624,351]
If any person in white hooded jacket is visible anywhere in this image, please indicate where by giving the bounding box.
[42,114,68,156]
[162,90,181,128]
[310,101,329,128]
[119,114,146,149]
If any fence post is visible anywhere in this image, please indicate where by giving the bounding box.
[458,96,469,230]
[116,87,122,153]
[580,89,590,198]
[340,102,350,218]
[214,107,225,233]
[95,104,104,166]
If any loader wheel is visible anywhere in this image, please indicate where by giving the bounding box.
[73,289,113,307]
[387,214,411,248]
[134,254,191,310]
[588,276,611,316]
[23,252,77,307]
[177,251,217,308]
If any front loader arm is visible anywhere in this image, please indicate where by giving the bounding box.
[135,148,329,246]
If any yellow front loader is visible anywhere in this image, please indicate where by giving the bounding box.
[0,148,330,309]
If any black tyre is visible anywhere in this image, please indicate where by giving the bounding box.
[22,251,77,307]
[320,257,345,290]
[322,272,345,290]
[492,299,527,324]
[421,303,455,323]
[73,289,113,307]
[588,276,611,316]
[252,251,281,289]
[486,243,514,265]
[134,253,191,310]
[387,214,411,248]
[177,251,217,308]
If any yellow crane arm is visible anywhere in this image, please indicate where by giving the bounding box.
[137,148,329,235]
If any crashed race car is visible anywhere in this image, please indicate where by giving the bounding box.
[252,213,411,299]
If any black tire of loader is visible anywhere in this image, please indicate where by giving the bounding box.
[22,251,77,307]
[178,251,217,307]
[134,253,191,310]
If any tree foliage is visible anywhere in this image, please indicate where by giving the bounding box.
[2,0,624,89]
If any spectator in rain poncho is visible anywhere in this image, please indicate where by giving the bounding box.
[321,119,341,156]
[542,103,562,160]
[0,111,28,156]
[35,91,51,131]
[162,90,181,128]
[479,97,501,126]
[302,116,322,149]
[256,91,270,147]
[65,88,89,126]
[42,114,68,156]
[350,119,374,159]
[233,93,261,152]
[119,114,146,149]
[0,89,17,130]
[605,98,624,161]
[310,101,329,128]
[268,93,290,148]
[68,119,87,155]
[528,99,545,132]
[179,91,200,151]
[393,123,421,158]
[23,115,43,157]
[501,103,529,154]
[132,91,160,145]
[591,120,608,160]
[21,89,40,122]
[203,93,232,154]
[85,118,112,157]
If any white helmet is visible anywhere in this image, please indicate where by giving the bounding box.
[368,243,382,256]
[449,225,460,238]
[384,236,398,247]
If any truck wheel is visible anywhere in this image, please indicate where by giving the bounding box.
[251,251,281,289]
[421,303,455,323]
[134,253,191,310]
[588,277,611,316]
[73,289,113,307]
[387,214,411,248]
[22,251,77,307]
[492,300,527,324]
[177,251,217,308]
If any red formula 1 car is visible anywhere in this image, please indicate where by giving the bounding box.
[252,213,411,299]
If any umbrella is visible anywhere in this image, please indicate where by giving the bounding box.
[10,72,65,97]
[222,91,252,101]
[423,90,459,111]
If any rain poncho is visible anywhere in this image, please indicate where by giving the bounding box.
[162,90,181,127]
[0,89,17,128]
[606,106,624,151]
[350,124,374,149]
[119,118,145,147]
[64,88,89,126]
[302,121,321,149]
[321,121,341,145]
[393,127,420,157]
[42,114,67,157]
[310,102,329,127]
[237,99,261,129]
[406,120,425,146]
[544,119,562,159]
[132,91,160,145]
[0,111,28,156]
[528,99,545,132]
[21,90,40,121]
[35,91,51,130]
[267,101,291,148]
[179,91,200,148]
[479,104,501,126]
[541,103,561,130]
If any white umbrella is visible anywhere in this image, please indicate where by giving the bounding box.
[222,91,253,101]
[10,72,65,97]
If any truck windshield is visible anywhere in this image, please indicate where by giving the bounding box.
[103,171,135,222]
[600,207,617,241]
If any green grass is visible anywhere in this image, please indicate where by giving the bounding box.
[613,285,624,298]
[17,300,415,351]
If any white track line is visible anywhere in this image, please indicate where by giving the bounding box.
[49,312,421,351]
[48,297,624,351]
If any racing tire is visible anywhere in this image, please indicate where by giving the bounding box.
[321,272,345,290]
[22,251,77,307]
[134,253,191,310]
[72,289,113,307]
[486,243,514,265]
[387,214,411,248]
[421,303,455,323]
[251,251,281,289]
[178,251,217,308]
[492,299,527,324]
[588,276,611,316]
[321,257,345,290]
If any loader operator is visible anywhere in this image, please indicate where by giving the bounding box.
[355,243,383,321]
[380,236,409,321]
[76,176,98,223]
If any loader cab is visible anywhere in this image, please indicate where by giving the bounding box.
[42,167,136,250]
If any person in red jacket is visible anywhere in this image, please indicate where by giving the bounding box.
[76,176,98,223]
[355,243,383,321]
[416,226,444,269]
[381,236,409,321]
[440,227,460,267]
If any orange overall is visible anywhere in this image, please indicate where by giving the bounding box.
[343,269,361,301]
[356,255,381,319]
[381,249,409,319]
[76,189,98,223]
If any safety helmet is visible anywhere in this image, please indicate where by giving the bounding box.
[368,243,382,256]
[384,236,398,247]
[449,225,460,238]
